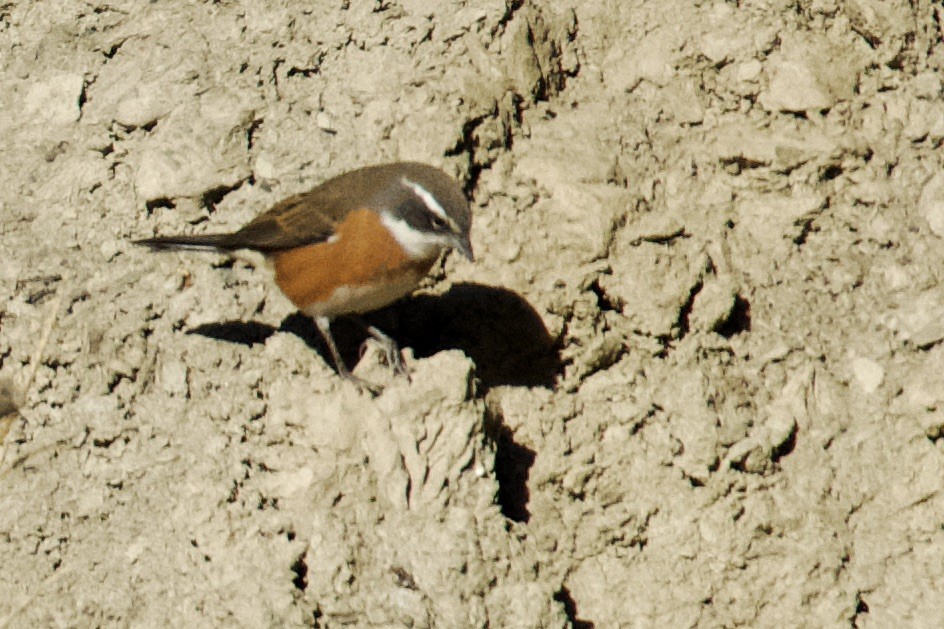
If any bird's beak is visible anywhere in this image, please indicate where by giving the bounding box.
[452,234,474,262]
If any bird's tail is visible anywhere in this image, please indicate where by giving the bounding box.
[133,233,238,252]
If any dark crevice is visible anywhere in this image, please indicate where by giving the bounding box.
[24,286,59,305]
[793,218,816,247]
[447,94,522,198]
[856,596,869,614]
[653,334,672,358]
[77,79,88,114]
[102,38,127,60]
[770,424,797,464]
[853,593,869,627]
[446,114,494,197]
[246,117,263,150]
[271,58,284,96]
[389,565,418,590]
[715,295,751,337]
[225,479,239,504]
[675,279,704,341]
[291,553,309,592]
[202,181,244,213]
[720,156,767,173]
[554,587,594,629]
[145,197,175,213]
[589,278,622,313]
[495,0,526,33]
[821,163,843,181]
[16,273,63,305]
[851,25,881,49]
[494,425,535,523]
[92,435,120,448]
[286,65,321,78]
[631,229,688,246]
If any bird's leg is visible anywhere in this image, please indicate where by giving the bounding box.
[314,316,381,396]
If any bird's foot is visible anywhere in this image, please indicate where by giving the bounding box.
[364,325,412,382]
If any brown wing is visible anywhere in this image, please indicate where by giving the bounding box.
[215,164,412,251]
[217,184,354,251]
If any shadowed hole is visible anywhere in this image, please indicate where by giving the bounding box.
[291,553,308,592]
[715,295,751,337]
[494,426,536,523]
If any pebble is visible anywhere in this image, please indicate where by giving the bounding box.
[851,357,884,394]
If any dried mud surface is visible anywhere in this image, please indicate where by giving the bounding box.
[2,0,944,627]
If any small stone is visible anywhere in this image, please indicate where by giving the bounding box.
[100,239,120,261]
[851,357,884,394]
[316,111,335,133]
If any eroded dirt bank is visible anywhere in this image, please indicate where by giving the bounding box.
[2,0,944,626]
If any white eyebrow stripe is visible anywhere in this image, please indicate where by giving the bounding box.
[401,177,449,221]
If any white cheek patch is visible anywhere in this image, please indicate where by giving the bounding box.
[401,177,457,231]
[380,213,446,259]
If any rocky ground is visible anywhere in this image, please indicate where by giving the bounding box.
[2,0,944,626]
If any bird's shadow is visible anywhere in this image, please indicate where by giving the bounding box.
[187,282,561,390]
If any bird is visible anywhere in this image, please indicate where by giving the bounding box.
[134,161,474,394]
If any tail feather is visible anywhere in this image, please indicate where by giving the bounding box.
[133,233,238,252]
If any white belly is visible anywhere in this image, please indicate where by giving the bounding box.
[301,269,426,319]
